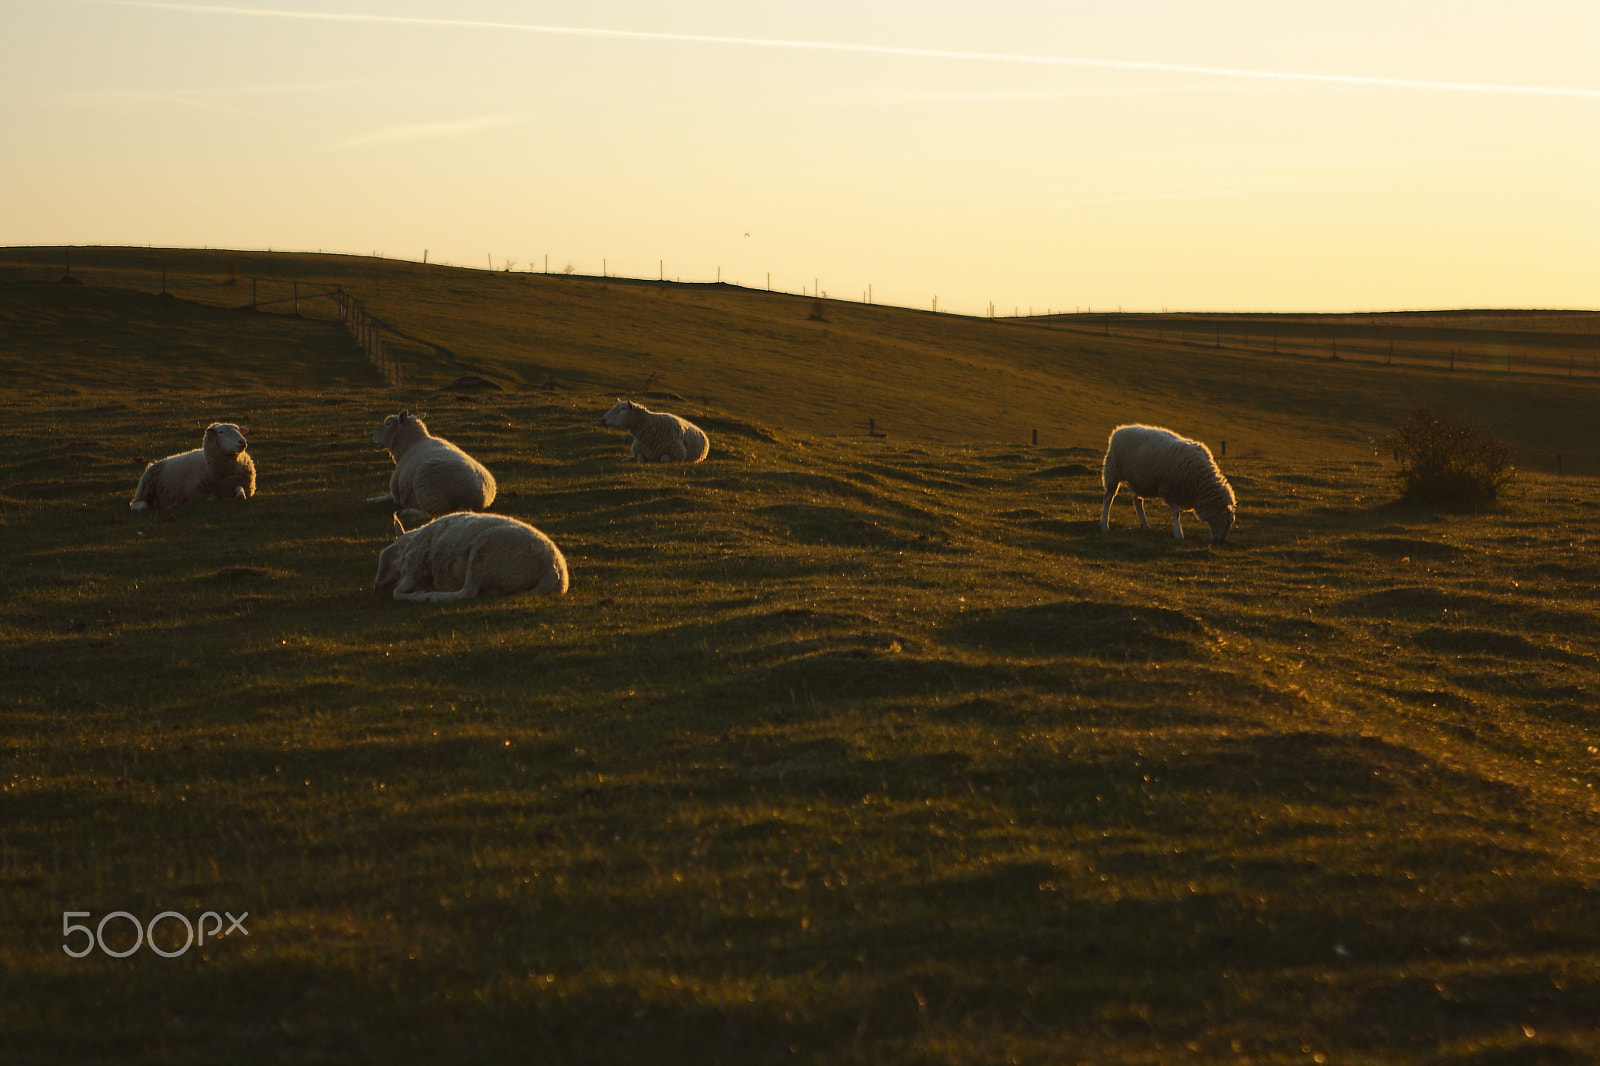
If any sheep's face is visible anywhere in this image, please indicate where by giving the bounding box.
[374,539,405,588]
[1208,510,1235,543]
[600,400,633,428]
[206,423,248,455]
[372,411,412,449]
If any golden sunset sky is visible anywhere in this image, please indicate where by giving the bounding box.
[2,0,1595,313]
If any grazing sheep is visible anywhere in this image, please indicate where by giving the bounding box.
[129,422,256,511]
[367,411,496,519]
[375,512,568,602]
[1099,424,1236,542]
[600,399,710,463]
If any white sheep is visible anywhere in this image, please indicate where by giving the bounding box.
[375,512,569,602]
[1099,424,1236,542]
[129,422,256,511]
[600,399,710,463]
[367,411,496,519]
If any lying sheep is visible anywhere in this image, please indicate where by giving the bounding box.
[129,422,256,511]
[600,399,710,463]
[367,411,496,519]
[375,512,568,602]
[1099,424,1236,542]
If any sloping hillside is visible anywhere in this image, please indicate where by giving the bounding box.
[4,246,1597,471]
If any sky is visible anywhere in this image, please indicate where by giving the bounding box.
[1,0,1596,314]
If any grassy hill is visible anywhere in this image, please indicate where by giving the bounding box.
[2,247,1599,1064]
[5,245,1598,469]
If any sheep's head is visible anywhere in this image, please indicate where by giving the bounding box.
[375,520,413,588]
[205,423,248,455]
[600,400,634,428]
[372,410,416,449]
[374,541,402,588]
[1207,507,1235,543]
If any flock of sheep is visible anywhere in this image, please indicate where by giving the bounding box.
[128,403,1235,603]
[126,399,714,600]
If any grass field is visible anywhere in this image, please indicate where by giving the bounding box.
[3,248,1600,1064]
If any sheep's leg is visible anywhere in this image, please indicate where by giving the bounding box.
[1133,496,1151,530]
[403,566,482,603]
[366,492,396,504]
[1169,505,1185,540]
[399,582,481,603]
[130,500,150,512]
[396,507,425,523]
[1099,487,1117,532]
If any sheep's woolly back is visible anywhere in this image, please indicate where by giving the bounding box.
[374,511,568,602]
[130,422,255,510]
[371,411,496,513]
[601,400,710,463]
[1102,424,1235,527]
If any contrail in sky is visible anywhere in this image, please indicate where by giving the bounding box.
[94,0,1600,100]
[339,112,532,148]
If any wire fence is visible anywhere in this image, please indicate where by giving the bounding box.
[3,249,410,389]
[333,288,404,387]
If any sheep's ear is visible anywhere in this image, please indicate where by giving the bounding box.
[392,512,407,537]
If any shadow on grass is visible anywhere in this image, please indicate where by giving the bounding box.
[943,600,1207,660]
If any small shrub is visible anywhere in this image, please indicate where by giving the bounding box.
[1383,404,1515,508]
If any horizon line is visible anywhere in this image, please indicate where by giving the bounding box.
[6,242,1598,317]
